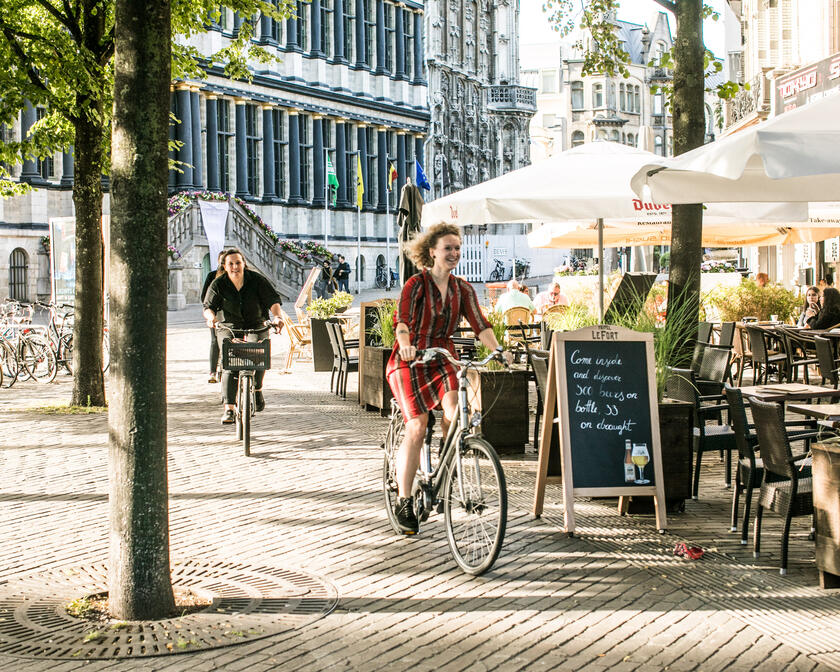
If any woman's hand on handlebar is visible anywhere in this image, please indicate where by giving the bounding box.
[398,344,417,362]
[205,314,217,329]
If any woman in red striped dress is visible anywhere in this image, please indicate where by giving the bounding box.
[386,223,511,534]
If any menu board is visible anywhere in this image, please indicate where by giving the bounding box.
[533,325,666,533]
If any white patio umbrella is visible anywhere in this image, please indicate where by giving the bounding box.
[422,142,805,319]
[630,94,840,203]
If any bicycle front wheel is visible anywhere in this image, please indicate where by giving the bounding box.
[21,336,57,384]
[443,436,507,576]
[0,340,18,388]
[241,375,252,456]
[382,403,405,533]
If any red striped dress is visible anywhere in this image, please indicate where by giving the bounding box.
[386,269,491,420]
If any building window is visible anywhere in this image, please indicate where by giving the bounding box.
[610,129,619,142]
[543,113,556,127]
[633,86,640,113]
[272,109,287,199]
[571,130,584,147]
[366,127,377,207]
[320,0,333,56]
[403,135,414,188]
[9,248,28,302]
[364,0,375,67]
[299,114,311,201]
[217,99,233,192]
[322,118,334,202]
[296,1,309,51]
[654,135,663,156]
[217,5,229,30]
[384,3,395,73]
[627,132,635,147]
[571,81,584,110]
[652,92,663,115]
[344,124,356,203]
[540,70,557,93]
[402,9,413,79]
[35,108,54,180]
[619,83,625,111]
[245,104,260,196]
[343,0,354,62]
[593,83,603,108]
[608,83,616,110]
[387,130,396,208]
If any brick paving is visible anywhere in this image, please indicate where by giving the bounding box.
[1,306,839,671]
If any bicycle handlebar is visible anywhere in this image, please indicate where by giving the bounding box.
[411,346,509,370]
[214,320,279,338]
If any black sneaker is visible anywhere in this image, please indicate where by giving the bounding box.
[394,497,419,535]
[255,391,265,412]
[220,409,235,425]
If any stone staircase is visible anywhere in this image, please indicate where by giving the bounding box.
[168,197,324,301]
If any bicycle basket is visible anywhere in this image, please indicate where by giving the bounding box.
[222,339,271,371]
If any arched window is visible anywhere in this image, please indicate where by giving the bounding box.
[654,135,663,156]
[9,248,28,301]
[621,132,626,144]
[619,83,626,111]
[376,253,386,269]
[356,255,366,282]
[593,83,603,108]
[610,130,619,142]
[571,130,585,147]
[571,81,584,110]
[598,129,608,140]
[627,132,635,147]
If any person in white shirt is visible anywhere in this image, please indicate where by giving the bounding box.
[494,279,536,315]
[534,281,569,317]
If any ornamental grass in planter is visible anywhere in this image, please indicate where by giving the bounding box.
[306,293,354,371]
[360,299,397,415]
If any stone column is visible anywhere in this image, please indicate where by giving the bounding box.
[335,119,350,207]
[60,147,74,187]
[396,130,406,192]
[355,0,366,67]
[190,87,203,189]
[233,11,242,36]
[175,84,194,188]
[413,9,425,84]
[205,95,220,191]
[375,0,386,74]
[311,0,323,56]
[260,8,273,43]
[357,124,368,207]
[377,126,388,211]
[287,11,300,51]
[312,116,326,207]
[333,0,346,63]
[234,98,249,198]
[287,109,303,204]
[262,105,276,201]
[20,100,42,183]
[395,4,405,79]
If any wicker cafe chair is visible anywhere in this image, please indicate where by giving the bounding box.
[696,345,733,396]
[731,325,753,385]
[778,327,818,383]
[324,318,342,395]
[748,398,815,575]
[541,304,568,320]
[719,322,736,348]
[746,326,787,384]
[327,321,359,399]
[665,367,735,499]
[280,309,312,372]
[725,384,815,544]
[814,336,840,388]
[698,321,713,344]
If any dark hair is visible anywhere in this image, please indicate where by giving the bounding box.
[217,248,247,277]
[802,285,820,312]
[408,223,461,268]
[822,287,840,315]
[823,274,835,286]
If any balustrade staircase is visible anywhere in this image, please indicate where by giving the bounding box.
[168,197,324,301]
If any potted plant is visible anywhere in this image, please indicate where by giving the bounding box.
[306,294,354,372]
[707,278,799,323]
[360,299,397,415]
[466,311,531,454]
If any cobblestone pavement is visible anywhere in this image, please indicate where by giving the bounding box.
[1,308,839,671]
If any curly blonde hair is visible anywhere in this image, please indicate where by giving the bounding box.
[408,223,462,268]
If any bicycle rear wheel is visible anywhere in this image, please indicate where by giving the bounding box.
[382,403,405,533]
[0,340,18,388]
[58,333,73,374]
[20,336,57,384]
[443,436,507,575]
[241,375,252,456]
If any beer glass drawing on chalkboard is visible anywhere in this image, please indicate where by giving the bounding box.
[631,443,650,484]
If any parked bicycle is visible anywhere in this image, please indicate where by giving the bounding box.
[488,258,507,282]
[375,264,398,289]
[217,322,274,456]
[382,347,508,575]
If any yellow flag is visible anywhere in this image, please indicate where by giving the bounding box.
[356,154,364,209]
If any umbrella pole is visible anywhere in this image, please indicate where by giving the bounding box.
[598,217,604,323]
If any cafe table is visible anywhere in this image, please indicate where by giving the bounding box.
[787,403,840,428]
[737,383,840,403]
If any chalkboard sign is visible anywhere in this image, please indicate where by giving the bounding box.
[532,325,666,533]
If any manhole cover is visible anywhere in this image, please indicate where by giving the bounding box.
[0,559,338,660]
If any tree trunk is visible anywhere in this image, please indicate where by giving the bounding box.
[107,0,174,620]
[71,109,106,407]
[666,0,705,356]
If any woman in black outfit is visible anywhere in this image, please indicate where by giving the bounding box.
[806,287,840,330]
[202,251,225,383]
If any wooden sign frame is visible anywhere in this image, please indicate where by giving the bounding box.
[533,325,667,534]
[294,266,322,322]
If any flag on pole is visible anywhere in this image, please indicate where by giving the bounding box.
[387,161,398,191]
[356,154,364,209]
[326,155,339,206]
[415,160,431,191]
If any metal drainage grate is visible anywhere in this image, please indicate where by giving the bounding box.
[0,559,338,660]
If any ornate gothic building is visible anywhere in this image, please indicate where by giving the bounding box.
[424,0,536,197]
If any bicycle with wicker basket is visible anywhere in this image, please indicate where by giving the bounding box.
[217,324,272,456]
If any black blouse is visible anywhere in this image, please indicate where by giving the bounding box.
[807,307,840,330]
[204,269,281,330]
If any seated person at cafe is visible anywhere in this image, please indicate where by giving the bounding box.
[805,287,840,330]
[534,281,569,317]
[755,272,770,288]
[819,273,835,290]
[797,285,820,327]
[494,279,536,316]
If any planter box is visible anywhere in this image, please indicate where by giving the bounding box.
[360,346,393,416]
[813,442,840,589]
[466,368,530,454]
[626,399,694,514]
[310,317,338,372]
